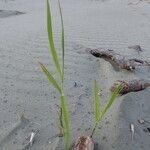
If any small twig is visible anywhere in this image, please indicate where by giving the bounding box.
[26,130,39,147]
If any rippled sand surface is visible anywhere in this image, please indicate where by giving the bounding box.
[0,0,150,149]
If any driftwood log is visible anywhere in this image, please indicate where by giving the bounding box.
[90,48,150,71]
[73,136,94,150]
[110,79,150,95]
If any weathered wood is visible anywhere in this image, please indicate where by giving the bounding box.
[73,136,94,150]
[110,79,150,95]
[90,48,150,71]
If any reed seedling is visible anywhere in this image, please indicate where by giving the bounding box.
[91,80,122,137]
[39,0,122,149]
[39,0,70,149]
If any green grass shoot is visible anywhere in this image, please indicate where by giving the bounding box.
[39,0,70,149]
[94,80,101,123]
[58,0,65,88]
[39,0,121,148]
[47,0,62,81]
[91,80,122,137]
[61,94,70,150]
[39,62,61,94]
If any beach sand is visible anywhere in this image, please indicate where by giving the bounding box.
[0,0,150,149]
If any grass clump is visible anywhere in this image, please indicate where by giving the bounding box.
[39,0,121,149]
[91,80,122,137]
[39,0,70,149]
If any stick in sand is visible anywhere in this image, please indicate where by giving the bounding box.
[110,79,150,95]
[90,48,150,71]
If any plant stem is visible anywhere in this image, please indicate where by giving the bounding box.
[60,107,63,125]
[59,93,64,136]
[91,122,98,138]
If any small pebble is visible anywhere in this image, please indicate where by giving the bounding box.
[147,128,150,132]
[74,82,77,87]
[143,128,150,133]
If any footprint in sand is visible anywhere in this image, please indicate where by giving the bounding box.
[0,115,40,150]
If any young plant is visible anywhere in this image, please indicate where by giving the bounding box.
[39,0,70,149]
[91,80,122,137]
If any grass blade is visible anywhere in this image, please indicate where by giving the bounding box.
[94,80,101,122]
[58,0,65,87]
[91,82,122,137]
[101,84,122,118]
[61,94,70,150]
[39,62,61,93]
[47,0,62,81]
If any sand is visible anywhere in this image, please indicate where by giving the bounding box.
[0,0,150,149]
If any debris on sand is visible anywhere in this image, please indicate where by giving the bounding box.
[90,48,150,71]
[25,129,39,147]
[73,136,94,150]
[110,79,150,95]
[128,45,143,53]
[147,128,150,132]
[22,129,40,150]
[143,128,150,133]
[128,0,149,5]
[138,119,145,124]
[130,124,135,141]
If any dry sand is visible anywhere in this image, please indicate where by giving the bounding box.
[0,0,150,149]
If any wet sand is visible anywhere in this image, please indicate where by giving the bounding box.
[0,0,150,149]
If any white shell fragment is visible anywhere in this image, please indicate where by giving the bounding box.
[130,124,135,141]
[138,119,145,124]
[29,132,36,146]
